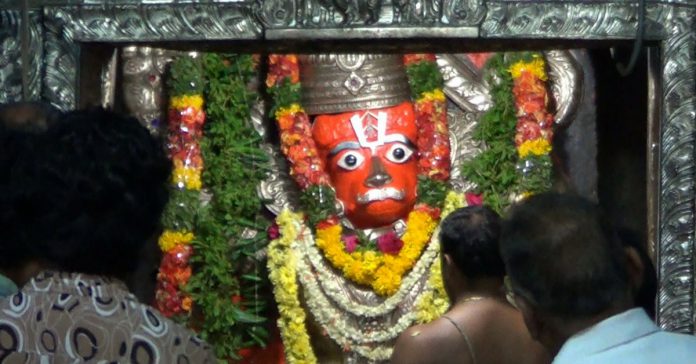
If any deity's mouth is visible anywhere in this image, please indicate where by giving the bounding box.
[356,188,405,205]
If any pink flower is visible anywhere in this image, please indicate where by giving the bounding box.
[377,232,404,255]
[343,235,359,253]
[466,192,483,206]
[267,222,280,240]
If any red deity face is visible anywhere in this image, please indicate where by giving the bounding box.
[313,102,418,229]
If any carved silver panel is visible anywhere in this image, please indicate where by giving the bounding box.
[54,3,261,42]
[482,2,668,40]
[0,10,23,103]
[0,9,42,103]
[43,6,79,111]
[656,5,696,333]
[261,0,482,32]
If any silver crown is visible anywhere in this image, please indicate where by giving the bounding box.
[299,54,411,115]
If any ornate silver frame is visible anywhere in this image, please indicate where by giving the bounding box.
[0,0,694,334]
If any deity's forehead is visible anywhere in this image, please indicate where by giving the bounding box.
[312,101,417,153]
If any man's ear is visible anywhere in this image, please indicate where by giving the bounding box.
[515,296,542,341]
[443,253,454,270]
[624,247,645,293]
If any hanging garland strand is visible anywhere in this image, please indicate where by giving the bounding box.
[185,53,270,360]
[155,55,205,320]
[461,52,554,212]
[404,54,451,208]
[509,54,554,194]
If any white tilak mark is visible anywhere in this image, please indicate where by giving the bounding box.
[350,111,389,154]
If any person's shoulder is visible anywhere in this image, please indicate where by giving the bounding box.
[127,300,217,362]
[391,319,471,364]
[652,329,696,351]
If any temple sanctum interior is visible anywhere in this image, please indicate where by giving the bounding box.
[1,1,696,363]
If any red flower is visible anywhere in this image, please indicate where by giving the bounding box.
[316,216,339,230]
[414,204,441,220]
[343,235,359,253]
[377,232,404,255]
[268,222,280,240]
[465,192,483,206]
[403,54,436,65]
[231,295,243,304]
[466,53,494,69]
[515,120,542,146]
[267,54,300,88]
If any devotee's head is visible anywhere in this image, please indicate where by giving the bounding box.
[0,101,61,283]
[9,107,171,281]
[500,192,640,355]
[438,205,505,300]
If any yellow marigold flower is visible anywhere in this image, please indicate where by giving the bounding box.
[418,89,446,103]
[517,138,552,159]
[181,296,193,312]
[509,57,547,81]
[172,166,202,190]
[275,103,304,120]
[170,94,204,110]
[158,230,194,252]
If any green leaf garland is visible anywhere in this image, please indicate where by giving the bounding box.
[186,53,271,359]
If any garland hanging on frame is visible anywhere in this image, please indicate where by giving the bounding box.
[462,52,555,212]
[155,54,272,360]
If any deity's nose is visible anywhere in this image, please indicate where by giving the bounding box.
[365,156,392,187]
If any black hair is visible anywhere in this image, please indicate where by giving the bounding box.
[0,102,62,269]
[617,227,657,319]
[439,205,505,278]
[500,193,630,317]
[5,107,171,278]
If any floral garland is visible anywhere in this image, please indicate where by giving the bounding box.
[268,190,463,362]
[267,210,317,364]
[155,54,272,360]
[155,56,205,318]
[461,52,554,212]
[267,54,450,297]
[413,190,466,323]
[185,53,271,360]
[510,55,554,195]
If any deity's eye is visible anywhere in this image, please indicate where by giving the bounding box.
[385,143,414,164]
[336,151,365,171]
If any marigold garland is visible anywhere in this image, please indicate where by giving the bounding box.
[414,190,465,323]
[155,56,205,318]
[268,210,317,364]
[315,208,438,296]
[510,54,554,197]
[461,52,554,212]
